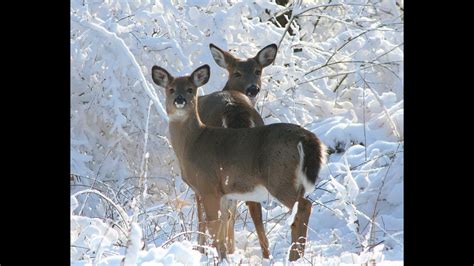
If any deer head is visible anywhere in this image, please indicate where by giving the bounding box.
[151,65,210,121]
[209,43,277,104]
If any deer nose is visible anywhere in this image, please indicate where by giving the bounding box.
[245,85,260,97]
[174,95,187,108]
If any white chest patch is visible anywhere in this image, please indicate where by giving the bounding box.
[224,185,271,202]
[168,109,188,121]
[249,97,257,106]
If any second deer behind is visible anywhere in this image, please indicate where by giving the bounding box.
[191,43,278,258]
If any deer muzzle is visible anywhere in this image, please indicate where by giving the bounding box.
[174,95,187,109]
[245,85,260,98]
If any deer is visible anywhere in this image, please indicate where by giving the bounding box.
[190,43,278,258]
[151,64,327,262]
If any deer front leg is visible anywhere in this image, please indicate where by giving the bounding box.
[289,197,312,261]
[195,194,206,254]
[218,198,235,257]
[226,200,237,254]
[247,201,270,259]
[202,195,227,261]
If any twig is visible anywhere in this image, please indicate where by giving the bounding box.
[301,12,365,29]
[294,4,344,17]
[134,100,154,247]
[277,2,344,49]
[160,231,212,248]
[305,59,401,77]
[314,187,333,194]
[70,174,116,197]
[266,212,290,235]
[312,0,333,34]
[362,80,368,161]
[72,189,130,229]
[368,240,385,251]
[71,14,168,121]
[367,143,401,247]
[117,14,134,23]
[315,179,331,190]
[373,42,404,61]
[304,23,399,80]
[359,74,401,140]
[80,136,127,213]
[93,220,114,263]
[332,73,348,92]
[277,15,296,49]
[298,65,373,86]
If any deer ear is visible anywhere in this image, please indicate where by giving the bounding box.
[152,66,173,88]
[255,44,278,67]
[209,43,235,69]
[191,65,210,87]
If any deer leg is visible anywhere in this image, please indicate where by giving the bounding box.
[202,196,227,261]
[195,194,206,254]
[247,201,270,259]
[218,198,234,257]
[226,200,237,254]
[289,196,312,261]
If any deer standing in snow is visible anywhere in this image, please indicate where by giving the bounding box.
[151,64,326,261]
[190,43,278,258]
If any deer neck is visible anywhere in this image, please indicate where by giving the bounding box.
[222,81,232,92]
[168,98,205,159]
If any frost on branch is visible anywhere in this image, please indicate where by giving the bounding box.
[71,0,403,264]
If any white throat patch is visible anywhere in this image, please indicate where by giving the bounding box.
[168,109,188,121]
[248,96,257,106]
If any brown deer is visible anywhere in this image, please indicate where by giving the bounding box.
[194,43,278,258]
[151,64,327,261]
[207,43,277,105]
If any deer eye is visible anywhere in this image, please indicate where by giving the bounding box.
[234,72,242,78]
[255,70,262,75]
[169,88,175,93]
[187,88,193,94]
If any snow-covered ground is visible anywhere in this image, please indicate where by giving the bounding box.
[71,0,403,264]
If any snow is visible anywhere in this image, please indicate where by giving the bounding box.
[287,201,299,226]
[71,0,403,264]
[72,240,202,266]
[123,222,143,265]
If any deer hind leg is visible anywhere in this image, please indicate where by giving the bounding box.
[226,200,237,254]
[289,196,312,261]
[202,195,227,261]
[247,201,270,259]
[195,195,206,254]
